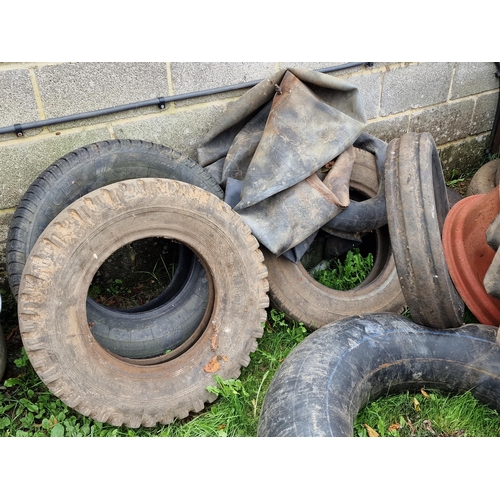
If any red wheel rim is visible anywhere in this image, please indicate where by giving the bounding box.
[442,186,500,325]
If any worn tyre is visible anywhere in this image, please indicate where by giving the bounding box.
[385,132,464,328]
[0,325,5,382]
[466,158,500,196]
[7,139,223,298]
[264,148,405,331]
[18,178,269,428]
[446,186,463,208]
[0,294,5,381]
[257,313,500,437]
[8,140,223,358]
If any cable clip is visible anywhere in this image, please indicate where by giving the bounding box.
[158,97,167,109]
[14,123,24,137]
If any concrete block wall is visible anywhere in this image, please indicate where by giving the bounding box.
[0,61,498,291]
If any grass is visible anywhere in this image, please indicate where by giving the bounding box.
[2,306,499,437]
[312,248,373,290]
[0,308,307,437]
[354,389,500,437]
[1,246,499,437]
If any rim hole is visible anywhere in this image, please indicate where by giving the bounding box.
[88,237,181,310]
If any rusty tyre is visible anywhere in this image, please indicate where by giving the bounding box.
[385,132,464,328]
[7,140,223,358]
[18,178,269,428]
[257,313,500,437]
[264,148,405,331]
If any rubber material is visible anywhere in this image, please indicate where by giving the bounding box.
[8,139,224,358]
[8,139,223,298]
[88,256,211,358]
[466,158,500,196]
[446,186,463,208]
[385,132,464,328]
[18,178,269,428]
[0,325,5,382]
[257,313,500,437]
[323,133,388,233]
[0,293,4,381]
[264,147,405,331]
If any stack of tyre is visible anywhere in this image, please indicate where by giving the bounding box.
[8,123,412,428]
[9,140,270,428]
[8,133,500,433]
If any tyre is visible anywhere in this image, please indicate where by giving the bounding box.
[385,132,464,328]
[8,140,224,358]
[0,293,5,381]
[264,147,405,331]
[18,178,269,428]
[0,325,5,382]
[446,186,463,208]
[257,313,500,437]
[466,158,500,196]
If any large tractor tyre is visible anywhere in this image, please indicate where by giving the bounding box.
[18,178,269,428]
[264,147,405,331]
[384,132,464,328]
[257,313,500,437]
[8,140,224,358]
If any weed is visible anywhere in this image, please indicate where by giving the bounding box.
[134,254,176,289]
[312,248,373,290]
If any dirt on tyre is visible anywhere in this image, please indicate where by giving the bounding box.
[257,313,500,437]
[18,178,269,428]
[264,147,405,331]
[384,132,464,328]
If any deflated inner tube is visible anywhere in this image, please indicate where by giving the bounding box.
[263,147,405,331]
[384,132,464,328]
[7,140,224,358]
[257,313,500,437]
[323,133,388,233]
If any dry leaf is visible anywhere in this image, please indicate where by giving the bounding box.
[363,424,380,437]
[388,423,401,432]
[421,388,430,399]
[422,420,436,435]
[203,356,220,373]
[413,397,421,412]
